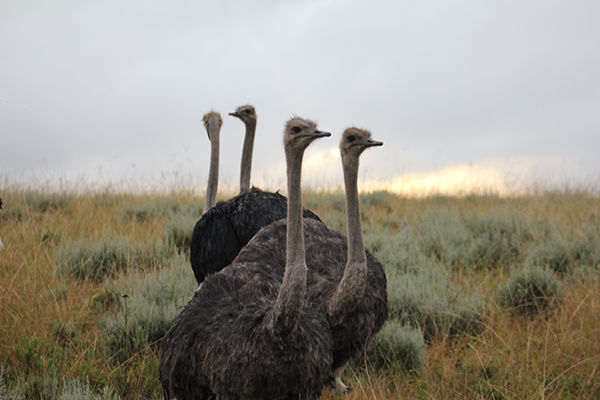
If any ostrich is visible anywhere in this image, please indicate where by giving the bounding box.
[190,104,321,284]
[201,111,223,214]
[234,128,389,393]
[160,118,333,400]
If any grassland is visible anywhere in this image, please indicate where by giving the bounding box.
[1,187,599,399]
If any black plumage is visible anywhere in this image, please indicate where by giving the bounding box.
[233,128,389,391]
[233,218,388,381]
[161,117,333,400]
[160,263,333,400]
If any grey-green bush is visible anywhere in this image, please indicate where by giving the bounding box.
[386,256,484,341]
[0,372,121,400]
[366,320,425,371]
[100,255,197,362]
[415,210,543,271]
[526,236,573,275]
[58,379,121,400]
[162,213,196,253]
[497,266,563,315]
[55,235,169,282]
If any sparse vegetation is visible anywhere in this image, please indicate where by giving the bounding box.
[1,186,599,399]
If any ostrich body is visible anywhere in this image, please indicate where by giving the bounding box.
[160,118,333,400]
[190,105,321,285]
[234,128,389,392]
[202,111,223,214]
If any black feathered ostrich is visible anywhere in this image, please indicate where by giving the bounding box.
[234,128,389,393]
[160,118,333,400]
[190,105,321,285]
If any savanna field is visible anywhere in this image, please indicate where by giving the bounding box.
[1,187,600,399]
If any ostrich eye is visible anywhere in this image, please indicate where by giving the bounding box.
[292,126,302,134]
[347,135,356,142]
[244,109,252,114]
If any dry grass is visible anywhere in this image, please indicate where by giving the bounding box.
[1,187,599,398]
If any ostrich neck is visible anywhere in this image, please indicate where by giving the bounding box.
[271,147,307,338]
[203,126,220,214]
[239,120,256,194]
[328,153,368,326]
[343,156,366,265]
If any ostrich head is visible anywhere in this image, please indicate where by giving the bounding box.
[203,111,223,140]
[340,127,383,158]
[229,105,257,126]
[284,117,330,153]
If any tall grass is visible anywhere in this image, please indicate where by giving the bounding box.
[1,187,599,399]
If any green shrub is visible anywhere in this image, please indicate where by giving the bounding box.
[386,257,485,342]
[100,256,197,362]
[415,210,469,267]
[162,213,196,253]
[363,228,417,269]
[415,210,541,271]
[0,370,121,400]
[58,379,121,400]
[526,236,573,275]
[21,375,59,400]
[497,266,563,315]
[462,212,532,270]
[366,320,425,371]
[55,235,169,282]
[527,226,600,275]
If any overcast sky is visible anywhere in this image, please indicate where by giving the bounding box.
[1,1,599,195]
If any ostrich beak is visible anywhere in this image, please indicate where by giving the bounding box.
[364,139,383,147]
[311,130,331,139]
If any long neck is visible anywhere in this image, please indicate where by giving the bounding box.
[239,120,256,194]
[203,126,219,214]
[328,153,368,326]
[271,146,307,338]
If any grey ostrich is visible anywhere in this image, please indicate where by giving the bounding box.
[160,118,333,400]
[189,104,321,284]
[201,111,223,214]
[234,128,389,393]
